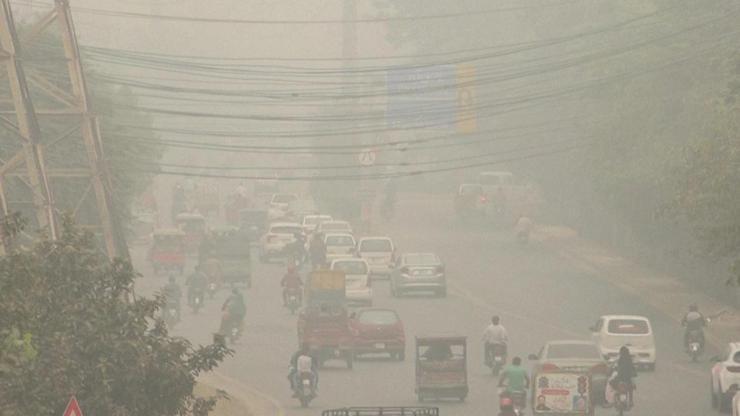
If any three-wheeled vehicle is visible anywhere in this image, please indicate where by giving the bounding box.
[175,212,207,254]
[149,229,186,275]
[239,208,268,243]
[204,226,252,288]
[532,371,594,416]
[297,270,354,369]
[415,335,468,402]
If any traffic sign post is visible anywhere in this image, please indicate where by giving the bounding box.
[63,396,83,416]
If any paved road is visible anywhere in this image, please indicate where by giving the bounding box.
[133,193,713,416]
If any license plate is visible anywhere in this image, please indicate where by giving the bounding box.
[374,343,386,350]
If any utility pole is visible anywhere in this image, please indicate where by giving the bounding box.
[0,0,128,259]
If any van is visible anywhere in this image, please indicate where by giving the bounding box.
[590,315,656,370]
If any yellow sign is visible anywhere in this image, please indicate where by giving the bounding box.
[310,270,345,291]
[457,64,477,134]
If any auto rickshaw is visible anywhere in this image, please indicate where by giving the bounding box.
[203,226,251,288]
[175,212,206,254]
[149,229,186,275]
[415,335,468,402]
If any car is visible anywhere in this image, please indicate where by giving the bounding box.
[711,343,740,412]
[316,220,353,236]
[529,340,609,404]
[390,253,446,297]
[258,222,303,262]
[479,171,514,187]
[590,315,656,370]
[330,258,372,306]
[268,193,299,220]
[349,308,405,360]
[324,233,357,263]
[302,214,333,235]
[356,237,395,277]
[454,183,487,218]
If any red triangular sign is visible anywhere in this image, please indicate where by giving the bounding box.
[62,396,83,416]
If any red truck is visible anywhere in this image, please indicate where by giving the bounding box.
[297,270,354,369]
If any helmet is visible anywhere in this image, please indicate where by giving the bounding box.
[500,397,513,409]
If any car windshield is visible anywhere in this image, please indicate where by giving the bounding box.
[322,222,350,231]
[358,310,399,325]
[360,239,392,252]
[479,173,512,185]
[546,344,602,360]
[304,216,330,226]
[607,319,650,335]
[333,261,368,274]
[273,194,296,203]
[326,235,354,246]
[404,253,439,265]
[271,226,301,235]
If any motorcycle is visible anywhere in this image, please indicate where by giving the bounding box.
[612,381,632,416]
[207,281,218,299]
[687,329,704,362]
[282,241,306,268]
[516,230,529,245]
[499,389,526,415]
[220,311,242,345]
[164,302,180,327]
[294,371,316,408]
[286,287,302,315]
[485,343,507,376]
[191,289,204,314]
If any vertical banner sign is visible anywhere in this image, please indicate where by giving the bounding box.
[456,64,477,134]
[62,396,83,416]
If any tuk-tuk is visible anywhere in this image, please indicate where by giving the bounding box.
[149,229,186,275]
[239,209,268,242]
[175,213,206,254]
[415,335,468,402]
[204,226,252,288]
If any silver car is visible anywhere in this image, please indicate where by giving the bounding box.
[390,253,446,297]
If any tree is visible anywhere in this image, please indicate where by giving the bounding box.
[0,215,231,416]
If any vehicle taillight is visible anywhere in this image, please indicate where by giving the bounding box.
[541,363,559,372]
[726,366,740,373]
[479,195,487,203]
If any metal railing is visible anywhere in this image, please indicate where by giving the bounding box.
[322,407,439,416]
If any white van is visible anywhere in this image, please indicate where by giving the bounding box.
[590,315,656,370]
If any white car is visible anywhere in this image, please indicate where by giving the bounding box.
[267,193,299,220]
[590,315,656,370]
[301,214,332,235]
[357,236,395,277]
[330,258,372,306]
[711,342,740,412]
[324,233,356,263]
[316,220,353,236]
[258,222,303,262]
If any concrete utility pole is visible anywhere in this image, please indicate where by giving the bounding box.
[0,0,128,259]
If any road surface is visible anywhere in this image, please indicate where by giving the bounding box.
[133,193,712,416]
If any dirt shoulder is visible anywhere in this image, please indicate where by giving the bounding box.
[199,371,283,416]
[534,224,740,348]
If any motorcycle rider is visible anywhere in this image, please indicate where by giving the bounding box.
[483,315,509,365]
[515,214,533,242]
[220,288,246,335]
[186,265,208,307]
[288,343,319,395]
[285,232,306,266]
[309,232,327,269]
[162,275,182,320]
[499,356,530,397]
[610,345,637,406]
[681,303,707,351]
[281,265,303,306]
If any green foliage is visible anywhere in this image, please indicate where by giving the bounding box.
[0,215,231,416]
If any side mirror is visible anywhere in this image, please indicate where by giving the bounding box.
[528,354,538,361]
